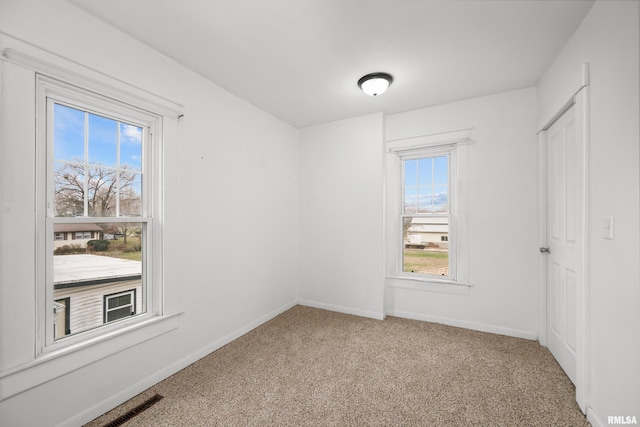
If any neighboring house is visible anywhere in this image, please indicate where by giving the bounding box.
[53,223,104,249]
[405,217,449,249]
[53,254,143,339]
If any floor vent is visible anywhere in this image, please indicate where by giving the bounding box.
[102,394,163,427]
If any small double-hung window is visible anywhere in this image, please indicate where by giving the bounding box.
[40,76,163,350]
[401,151,455,278]
[386,129,470,290]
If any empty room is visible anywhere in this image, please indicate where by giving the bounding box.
[0,1,638,426]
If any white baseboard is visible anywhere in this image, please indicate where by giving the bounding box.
[298,299,385,320]
[64,299,298,427]
[587,406,605,427]
[387,308,538,341]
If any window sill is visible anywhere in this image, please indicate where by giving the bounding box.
[386,275,472,295]
[0,310,183,402]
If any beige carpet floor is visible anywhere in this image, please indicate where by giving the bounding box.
[85,306,590,426]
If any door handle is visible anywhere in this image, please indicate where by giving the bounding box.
[540,247,551,254]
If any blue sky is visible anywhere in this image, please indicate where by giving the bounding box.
[404,156,448,213]
[53,103,142,170]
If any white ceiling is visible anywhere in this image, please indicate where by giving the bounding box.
[71,0,593,128]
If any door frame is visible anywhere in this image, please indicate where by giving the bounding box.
[537,74,590,413]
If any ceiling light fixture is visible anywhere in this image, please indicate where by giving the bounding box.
[357,72,393,96]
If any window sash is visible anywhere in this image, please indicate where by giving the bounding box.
[48,98,148,219]
[398,149,457,281]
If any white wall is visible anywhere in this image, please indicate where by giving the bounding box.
[0,1,299,425]
[298,113,385,319]
[385,88,540,339]
[537,1,640,423]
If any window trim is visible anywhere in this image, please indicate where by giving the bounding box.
[0,46,182,403]
[36,75,164,355]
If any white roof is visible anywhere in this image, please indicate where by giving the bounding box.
[410,217,449,225]
[409,224,449,233]
[54,254,141,284]
[53,223,103,233]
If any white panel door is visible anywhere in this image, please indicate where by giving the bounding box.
[546,103,580,385]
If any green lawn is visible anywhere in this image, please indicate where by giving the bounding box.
[403,249,448,275]
[99,251,142,262]
[93,237,142,262]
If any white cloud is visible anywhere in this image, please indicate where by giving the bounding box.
[122,124,142,143]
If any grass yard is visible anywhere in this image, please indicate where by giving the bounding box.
[94,237,142,262]
[403,249,449,276]
[99,250,142,262]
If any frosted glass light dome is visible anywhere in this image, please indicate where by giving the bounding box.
[358,72,393,96]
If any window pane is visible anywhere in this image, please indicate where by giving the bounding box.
[88,113,117,167]
[404,160,417,214]
[433,156,448,185]
[120,172,142,217]
[417,157,433,187]
[404,188,418,214]
[417,189,434,213]
[53,106,144,219]
[54,162,85,217]
[86,166,117,217]
[434,185,448,213]
[404,159,417,186]
[53,223,144,339]
[120,123,142,171]
[53,104,84,162]
[403,216,449,276]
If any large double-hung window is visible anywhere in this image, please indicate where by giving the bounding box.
[0,50,180,398]
[40,76,162,351]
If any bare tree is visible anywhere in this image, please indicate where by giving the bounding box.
[101,222,142,244]
[116,222,136,244]
[54,162,139,217]
[119,185,142,217]
[53,164,85,216]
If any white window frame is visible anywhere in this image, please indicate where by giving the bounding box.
[398,147,457,281]
[385,129,471,290]
[36,75,164,355]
